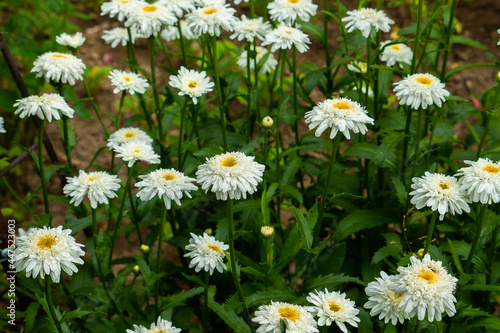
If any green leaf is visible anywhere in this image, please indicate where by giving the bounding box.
[300,21,324,43]
[280,184,304,205]
[135,255,162,288]
[159,286,204,311]
[465,120,481,145]
[306,274,364,292]
[280,156,301,186]
[464,284,500,291]
[245,289,298,308]
[390,176,407,207]
[291,206,312,249]
[450,35,487,50]
[344,143,378,160]
[208,289,251,333]
[469,317,500,330]
[60,310,94,323]
[24,302,40,332]
[63,215,101,235]
[372,244,402,264]
[34,213,53,227]
[336,210,397,241]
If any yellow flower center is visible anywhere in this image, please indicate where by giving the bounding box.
[142,5,158,12]
[36,235,57,251]
[52,54,67,59]
[88,176,97,181]
[482,164,500,174]
[417,269,437,284]
[207,244,222,253]
[203,8,217,15]
[188,81,199,88]
[415,77,432,85]
[162,173,176,181]
[133,149,141,153]
[124,132,135,138]
[123,76,131,82]
[278,306,300,322]
[256,50,263,56]
[438,180,449,190]
[328,301,342,312]
[221,157,237,167]
[120,0,129,3]
[332,101,351,110]
[391,290,402,302]
[288,0,300,3]
[391,45,401,50]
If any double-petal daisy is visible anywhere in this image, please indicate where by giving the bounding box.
[157,0,195,18]
[304,97,374,140]
[14,226,85,283]
[307,289,360,333]
[126,316,181,333]
[63,170,121,209]
[108,69,149,95]
[135,168,197,209]
[184,232,229,275]
[56,32,86,49]
[230,15,272,42]
[101,0,144,21]
[456,158,500,204]
[262,23,311,53]
[168,66,215,105]
[267,0,318,25]
[196,151,265,200]
[185,0,238,37]
[410,172,470,220]
[161,20,199,41]
[253,301,319,333]
[393,73,450,110]
[342,7,394,38]
[125,2,177,38]
[107,127,154,150]
[32,52,86,86]
[380,41,413,67]
[102,27,141,48]
[113,140,161,167]
[13,94,75,122]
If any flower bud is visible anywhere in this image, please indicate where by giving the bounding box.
[133,265,140,274]
[496,71,500,83]
[261,116,273,128]
[261,226,274,239]
[140,244,150,253]
[204,228,213,236]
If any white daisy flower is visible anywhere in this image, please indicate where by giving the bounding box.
[393,73,450,110]
[389,254,458,322]
[126,316,181,333]
[161,20,199,41]
[125,2,177,38]
[267,0,318,25]
[307,289,360,332]
[13,94,75,122]
[184,232,229,275]
[304,97,374,140]
[0,116,6,133]
[364,271,409,325]
[410,172,470,220]
[342,8,394,38]
[230,15,272,42]
[347,61,367,74]
[135,168,198,209]
[101,0,144,21]
[252,301,319,333]
[102,27,141,48]
[456,158,500,204]
[63,170,121,209]
[168,66,215,105]
[55,32,86,49]
[108,69,149,95]
[31,52,86,86]
[113,140,160,167]
[261,226,274,238]
[157,0,195,18]
[14,226,85,283]
[237,46,278,74]
[380,41,413,67]
[196,151,265,200]
[185,0,238,37]
[107,127,154,150]
[262,23,311,53]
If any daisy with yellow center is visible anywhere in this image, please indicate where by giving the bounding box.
[393,73,450,110]
[126,316,181,333]
[410,172,470,220]
[125,1,176,38]
[135,168,198,209]
[230,15,272,42]
[307,289,360,332]
[304,97,374,140]
[160,19,198,41]
[63,170,121,209]
[267,0,318,24]
[342,7,394,38]
[253,301,318,333]
[365,271,409,325]
[168,66,215,105]
[13,93,75,122]
[456,158,500,204]
[14,226,85,283]
[101,0,140,21]
[184,233,229,275]
[31,52,86,86]
[185,0,237,37]
[108,69,149,95]
[196,151,265,201]
[107,127,153,150]
[389,255,458,322]
[261,226,274,238]
[262,23,311,53]
[380,40,413,67]
[113,140,161,167]
[237,46,278,74]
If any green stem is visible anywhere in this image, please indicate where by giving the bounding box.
[253,40,260,121]
[440,0,457,81]
[401,106,413,182]
[203,272,209,333]
[61,117,74,171]
[149,37,166,167]
[227,199,254,332]
[312,134,341,246]
[411,0,424,74]
[176,19,187,67]
[423,211,438,255]
[464,204,487,274]
[212,36,228,150]
[412,107,423,179]
[108,166,133,269]
[324,0,332,93]
[44,278,63,333]
[178,98,189,170]
[485,219,499,309]
[155,204,167,318]
[275,50,287,227]
[83,80,110,138]
[292,45,299,147]
[38,119,50,218]
[115,91,126,130]
[247,42,253,141]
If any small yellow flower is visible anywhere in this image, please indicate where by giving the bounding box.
[140,244,150,253]
[261,116,274,128]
